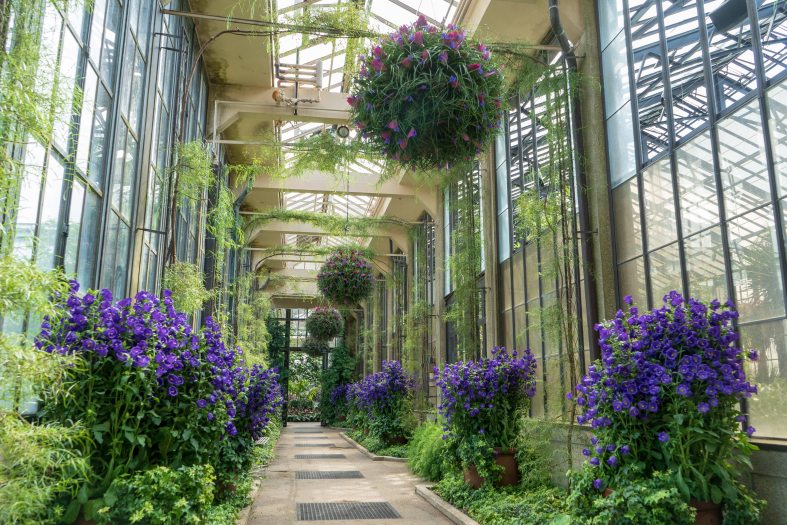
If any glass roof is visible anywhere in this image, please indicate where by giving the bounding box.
[271,0,457,257]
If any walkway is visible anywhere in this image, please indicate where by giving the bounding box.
[246,422,451,525]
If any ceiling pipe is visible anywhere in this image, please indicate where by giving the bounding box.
[548,0,601,362]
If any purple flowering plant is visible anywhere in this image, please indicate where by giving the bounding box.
[349,15,504,172]
[435,347,536,484]
[346,361,415,444]
[317,248,374,306]
[570,292,760,506]
[305,307,344,341]
[34,281,282,493]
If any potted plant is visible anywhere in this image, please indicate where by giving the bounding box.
[353,361,415,445]
[435,347,537,488]
[317,248,374,306]
[349,15,504,172]
[568,292,765,524]
[305,307,344,341]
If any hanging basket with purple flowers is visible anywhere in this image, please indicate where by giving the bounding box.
[348,15,504,173]
[305,306,345,341]
[317,247,375,306]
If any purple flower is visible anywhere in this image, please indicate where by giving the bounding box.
[606,456,618,467]
[697,402,710,414]
[593,479,603,490]
[658,432,670,443]
[167,386,178,397]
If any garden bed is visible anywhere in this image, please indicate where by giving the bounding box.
[415,485,480,525]
[340,432,407,462]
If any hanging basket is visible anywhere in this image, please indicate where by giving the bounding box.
[317,248,374,306]
[306,307,345,341]
[349,15,504,173]
[301,337,329,357]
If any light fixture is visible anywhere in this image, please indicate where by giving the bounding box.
[709,0,751,34]
[336,125,350,139]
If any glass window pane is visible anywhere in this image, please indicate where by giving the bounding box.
[13,143,46,259]
[718,99,771,218]
[598,0,625,50]
[740,319,787,439]
[756,0,787,83]
[649,242,683,305]
[665,0,709,142]
[643,158,678,249]
[76,66,98,174]
[37,156,66,270]
[602,30,630,118]
[121,133,137,218]
[100,0,122,90]
[608,102,637,187]
[677,131,719,234]
[684,226,728,302]
[613,176,643,261]
[77,189,101,288]
[53,30,80,153]
[705,4,757,113]
[618,256,646,307]
[64,181,85,275]
[88,84,112,188]
[88,0,107,61]
[728,205,785,322]
[768,82,787,197]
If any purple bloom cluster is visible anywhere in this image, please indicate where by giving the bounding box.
[572,292,759,489]
[36,281,282,440]
[305,307,344,341]
[317,248,374,306]
[350,360,415,413]
[349,15,504,171]
[330,384,350,405]
[435,347,536,446]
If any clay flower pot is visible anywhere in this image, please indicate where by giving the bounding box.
[463,448,519,489]
[690,500,722,525]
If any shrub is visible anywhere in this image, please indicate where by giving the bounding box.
[34,282,282,513]
[97,464,215,524]
[569,292,763,519]
[407,420,452,481]
[352,360,415,444]
[320,344,356,424]
[305,307,344,340]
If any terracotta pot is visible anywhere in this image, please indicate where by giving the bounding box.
[337,415,346,422]
[690,500,722,525]
[463,448,519,489]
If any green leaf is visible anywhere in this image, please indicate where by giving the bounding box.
[710,485,723,504]
[675,469,690,498]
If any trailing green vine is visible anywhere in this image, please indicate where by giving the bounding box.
[244,208,412,238]
[234,271,272,365]
[161,262,213,313]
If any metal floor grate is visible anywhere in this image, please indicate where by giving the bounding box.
[296,471,364,479]
[297,502,401,521]
[293,430,324,434]
[295,454,346,459]
[296,443,335,447]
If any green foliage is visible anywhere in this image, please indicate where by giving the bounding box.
[283,2,371,39]
[347,429,408,458]
[96,464,216,525]
[235,272,273,364]
[305,307,344,341]
[568,467,695,525]
[244,208,410,238]
[435,474,570,525]
[207,184,242,281]
[407,420,453,481]
[319,344,356,424]
[445,175,482,360]
[173,141,214,202]
[0,413,90,525]
[514,418,560,491]
[162,262,213,313]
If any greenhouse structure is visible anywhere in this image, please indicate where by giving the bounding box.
[1,0,786,523]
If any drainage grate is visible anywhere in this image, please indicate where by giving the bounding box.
[296,443,335,447]
[295,454,346,459]
[296,471,364,480]
[293,430,323,434]
[297,502,401,521]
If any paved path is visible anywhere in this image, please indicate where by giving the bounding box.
[245,422,451,525]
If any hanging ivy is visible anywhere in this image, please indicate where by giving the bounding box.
[234,271,273,365]
[244,208,411,238]
[161,261,213,313]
